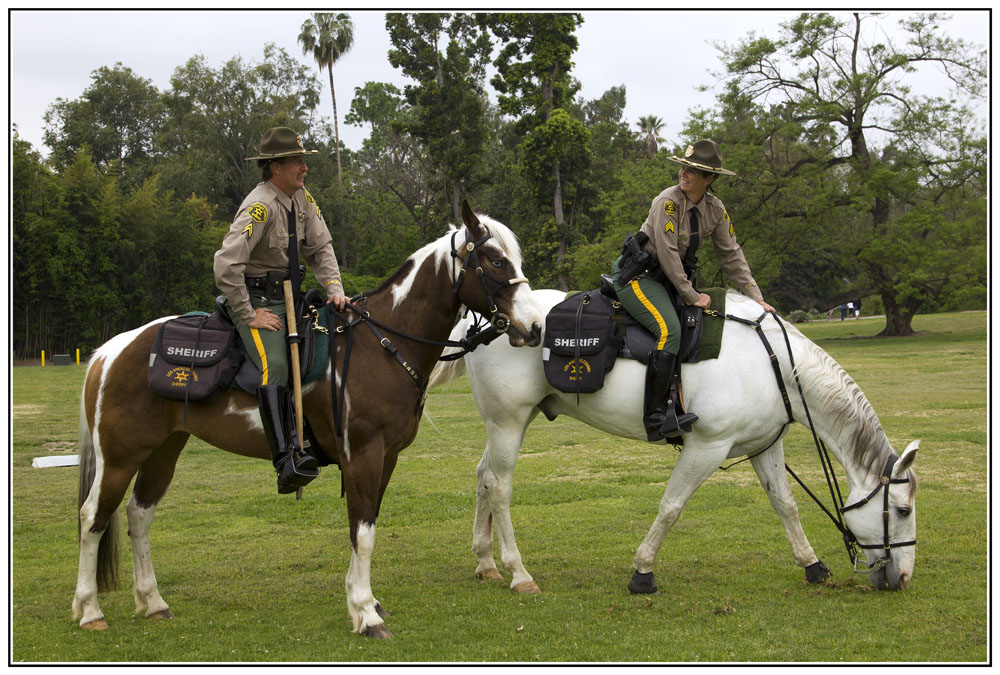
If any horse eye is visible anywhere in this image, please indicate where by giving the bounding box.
[896,506,912,518]
[491,259,504,268]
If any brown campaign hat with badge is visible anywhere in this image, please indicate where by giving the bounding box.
[245,127,320,161]
[668,139,736,176]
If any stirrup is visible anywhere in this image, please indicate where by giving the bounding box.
[660,398,698,435]
[275,454,319,494]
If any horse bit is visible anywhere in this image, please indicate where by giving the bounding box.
[713,308,916,575]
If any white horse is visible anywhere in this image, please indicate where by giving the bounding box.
[430,288,919,593]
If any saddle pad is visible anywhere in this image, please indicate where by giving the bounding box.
[621,287,727,364]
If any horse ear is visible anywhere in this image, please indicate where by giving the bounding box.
[894,440,920,477]
[461,199,487,238]
[461,199,477,226]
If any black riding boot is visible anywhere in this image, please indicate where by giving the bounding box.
[643,350,698,442]
[257,385,318,494]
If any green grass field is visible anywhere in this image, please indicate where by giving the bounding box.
[10,311,987,663]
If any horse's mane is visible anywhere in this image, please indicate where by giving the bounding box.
[789,334,898,478]
[357,211,524,299]
[365,259,415,297]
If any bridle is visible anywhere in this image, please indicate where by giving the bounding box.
[712,308,916,574]
[321,227,530,438]
[839,453,915,572]
[449,229,529,336]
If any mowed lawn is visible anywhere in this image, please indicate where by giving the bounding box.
[10,311,987,663]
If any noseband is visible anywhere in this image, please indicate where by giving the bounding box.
[840,453,916,572]
[450,230,528,334]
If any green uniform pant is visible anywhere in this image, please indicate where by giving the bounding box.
[226,295,289,387]
[612,256,681,354]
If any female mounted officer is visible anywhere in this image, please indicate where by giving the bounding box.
[214,127,347,494]
[612,139,775,442]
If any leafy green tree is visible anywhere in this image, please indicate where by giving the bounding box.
[482,12,587,289]
[298,12,354,184]
[42,63,165,186]
[716,11,987,335]
[345,81,440,244]
[386,13,492,224]
[159,44,322,217]
[12,130,54,359]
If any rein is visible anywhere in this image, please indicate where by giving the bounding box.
[322,229,528,438]
[706,307,914,573]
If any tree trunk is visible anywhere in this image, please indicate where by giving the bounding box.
[553,161,567,291]
[327,65,342,185]
[877,291,918,337]
[452,182,461,226]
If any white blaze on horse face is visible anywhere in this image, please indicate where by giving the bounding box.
[508,280,544,338]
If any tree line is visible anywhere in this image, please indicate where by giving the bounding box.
[12,11,986,360]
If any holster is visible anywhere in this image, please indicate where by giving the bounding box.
[618,232,655,281]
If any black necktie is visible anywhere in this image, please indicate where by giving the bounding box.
[682,208,700,280]
[286,207,301,306]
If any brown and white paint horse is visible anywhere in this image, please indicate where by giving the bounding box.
[73,202,543,638]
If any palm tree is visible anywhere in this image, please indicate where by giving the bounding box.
[637,115,665,158]
[298,12,355,183]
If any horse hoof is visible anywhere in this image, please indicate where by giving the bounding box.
[477,569,504,582]
[147,609,175,621]
[362,623,394,639]
[81,618,109,631]
[375,603,391,619]
[513,581,541,594]
[805,561,833,584]
[628,570,659,594]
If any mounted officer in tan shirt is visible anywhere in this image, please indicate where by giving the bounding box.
[611,139,775,442]
[214,127,347,494]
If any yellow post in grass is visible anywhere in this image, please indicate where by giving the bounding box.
[76,349,80,365]
[41,351,45,367]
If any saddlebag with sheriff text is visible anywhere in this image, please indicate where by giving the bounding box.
[542,291,622,395]
[147,312,242,401]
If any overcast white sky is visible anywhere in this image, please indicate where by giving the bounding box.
[8,8,992,157]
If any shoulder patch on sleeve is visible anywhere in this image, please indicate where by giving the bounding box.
[248,202,269,224]
[304,189,322,218]
[664,200,677,217]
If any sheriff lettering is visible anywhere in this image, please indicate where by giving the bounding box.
[166,346,220,359]
[553,337,602,348]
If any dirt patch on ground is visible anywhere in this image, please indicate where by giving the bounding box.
[43,441,77,453]
[12,405,43,419]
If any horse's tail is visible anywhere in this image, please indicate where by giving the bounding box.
[428,350,467,389]
[77,376,120,592]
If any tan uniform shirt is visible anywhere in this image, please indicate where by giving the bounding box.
[214,181,342,324]
[639,185,763,305]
